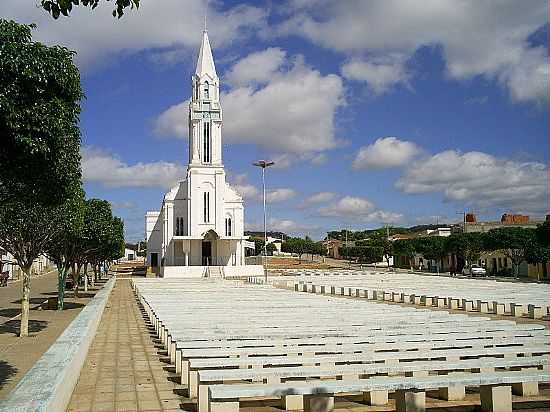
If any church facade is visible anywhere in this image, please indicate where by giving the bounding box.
[145,30,261,278]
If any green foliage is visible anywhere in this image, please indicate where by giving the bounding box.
[327,227,408,241]
[44,186,85,309]
[393,239,416,259]
[0,19,83,207]
[445,232,486,264]
[484,227,536,276]
[0,20,82,334]
[339,246,384,263]
[281,237,310,259]
[536,221,550,247]
[41,0,140,19]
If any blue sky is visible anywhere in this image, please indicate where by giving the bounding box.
[2,1,550,241]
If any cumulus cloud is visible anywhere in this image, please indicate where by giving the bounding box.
[82,146,185,189]
[246,217,318,235]
[277,0,550,105]
[155,50,345,154]
[319,196,374,217]
[303,192,337,205]
[267,188,297,203]
[225,47,287,87]
[342,55,409,94]
[0,0,267,68]
[318,195,403,223]
[396,150,550,213]
[353,137,421,170]
[229,174,260,200]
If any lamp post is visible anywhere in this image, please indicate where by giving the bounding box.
[253,160,275,283]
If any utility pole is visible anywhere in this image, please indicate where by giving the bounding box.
[253,160,275,283]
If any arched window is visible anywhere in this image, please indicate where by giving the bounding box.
[225,217,232,236]
[203,81,209,99]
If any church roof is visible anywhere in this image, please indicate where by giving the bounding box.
[195,30,217,78]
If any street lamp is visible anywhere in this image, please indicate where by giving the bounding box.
[253,160,275,283]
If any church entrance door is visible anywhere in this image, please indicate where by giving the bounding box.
[202,241,212,266]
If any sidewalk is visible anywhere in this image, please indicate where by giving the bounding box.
[67,279,183,412]
[0,278,108,399]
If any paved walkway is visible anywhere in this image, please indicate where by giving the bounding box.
[0,268,58,324]
[67,279,183,412]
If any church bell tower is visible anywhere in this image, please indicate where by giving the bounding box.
[188,30,223,168]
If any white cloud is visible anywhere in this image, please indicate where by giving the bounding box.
[353,137,421,170]
[155,50,345,154]
[397,150,550,213]
[225,47,287,87]
[246,217,318,236]
[0,0,267,68]
[319,196,374,217]
[342,55,409,94]
[229,174,295,203]
[82,146,185,189]
[229,174,259,200]
[267,188,297,203]
[318,195,403,223]
[277,0,550,105]
[303,192,337,205]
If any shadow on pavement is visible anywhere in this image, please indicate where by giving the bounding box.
[0,308,21,319]
[0,319,48,336]
[0,361,18,389]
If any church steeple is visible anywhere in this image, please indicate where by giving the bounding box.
[189,29,223,168]
[195,30,217,79]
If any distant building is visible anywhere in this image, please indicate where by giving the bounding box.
[463,213,543,233]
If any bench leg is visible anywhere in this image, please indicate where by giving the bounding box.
[439,385,465,401]
[282,394,304,410]
[396,390,425,412]
[439,372,465,400]
[363,390,388,405]
[209,400,239,412]
[189,371,199,398]
[512,381,539,396]
[304,395,334,412]
[198,385,209,412]
[480,385,512,412]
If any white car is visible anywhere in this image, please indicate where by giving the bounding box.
[463,264,486,276]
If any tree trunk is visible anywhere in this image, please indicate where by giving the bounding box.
[84,262,88,292]
[57,263,67,310]
[19,264,32,337]
[73,263,81,298]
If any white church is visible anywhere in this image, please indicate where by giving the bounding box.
[145,30,262,278]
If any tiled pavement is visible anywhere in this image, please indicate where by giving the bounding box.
[67,279,184,412]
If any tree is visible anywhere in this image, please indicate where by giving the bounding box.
[339,246,383,264]
[525,241,550,281]
[415,237,447,273]
[281,237,309,262]
[445,232,486,269]
[44,186,85,310]
[393,239,417,270]
[536,221,550,247]
[41,0,139,19]
[0,20,82,336]
[485,227,536,278]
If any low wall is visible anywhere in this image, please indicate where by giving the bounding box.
[0,277,116,412]
[161,265,265,278]
[223,265,264,278]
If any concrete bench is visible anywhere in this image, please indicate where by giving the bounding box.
[181,344,550,386]
[195,356,550,410]
[206,369,550,412]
